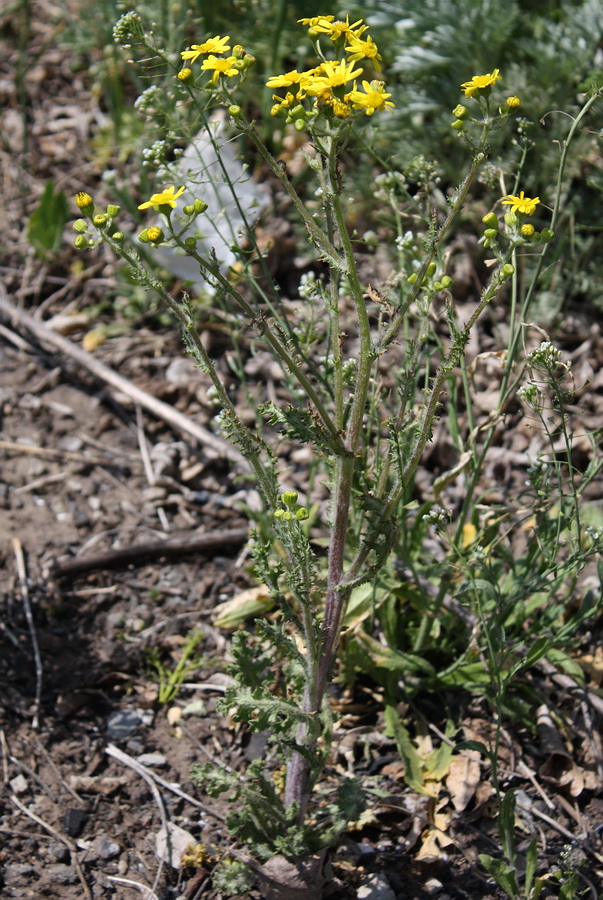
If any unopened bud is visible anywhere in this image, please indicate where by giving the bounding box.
[146,226,164,243]
[228,104,242,118]
[75,191,94,214]
[407,273,418,284]
[74,234,88,250]
[112,231,124,243]
[484,228,498,240]
[502,263,515,277]
[540,228,554,243]
[294,118,306,132]
[93,213,108,228]
[282,490,298,508]
[482,212,498,228]
[177,68,194,83]
[193,199,208,213]
[440,275,453,288]
[184,236,197,250]
[296,507,309,521]
[452,104,469,120]
[427,262,437,277]
[73,218,88,234]
[520,223,535,239]
[451,120,464,132]
[107,204,121,217]
[504,212,518,227]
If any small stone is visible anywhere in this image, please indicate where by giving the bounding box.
[136,752,167,768]
[63,807,87,837]
[357,873,396,900]
[9,774,28,794]
[155,823,196,869]
[425,878,444,895]
[46,840,69,862]
[5,863,35,880]
[45,864,79,885]
[106,709,143,740]
[92,836,121,860]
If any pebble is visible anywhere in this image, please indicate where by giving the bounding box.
[5,863,35,880]
[45,864,78,885]
[106,709,143,740]
[155,822,197,869]
[92,836,121,860]
[46,840,69,862]
[356,873,396,900]
[136,751,167,768]
[9,774,28,794]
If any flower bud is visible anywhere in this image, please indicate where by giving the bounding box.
[504,212,517,227]
[184,236,197,250]
[294,118,306,132]
[540,228,554,242]
[502,263,515,277]
[146,226,164,243]
[73,218,88,233]
[282,490,298,508]
[427,262,437,277]
[232,44,245,58]
[228,104,242,118]
[440,275,453,289]
[112,231,124,243]
[482,212,498,229]
[74,234,88,250]
[505,95,521,109]
[193,199,208,213]
[408,273,418,284]
[107,204,121,217]
[296,507,309,521]
[520,223,535,239]
[291,105,306,119]
[178,68,194,84]
[484,228,498,240]
[232,59,245,71]
[93,213,108,228]
[452,104,469,120]
[183,204,195,216]
[451,120,464,132]
[243,54,255,67]
[138,228,150,243]
[75,191,94,214]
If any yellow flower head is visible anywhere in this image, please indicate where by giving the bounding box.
[345,80,395,115]
[201,54,239,83]
[460,68,502,98]
[266,69,308,89]
[501,190,540,216]
[345,33,382,71]
[307,58,364,92]
[75,191,94,211]
[505,95,521,108]
[181,35,231,64]
[138,185,185,211]
[313,15,366,41]
[298,15,334,27]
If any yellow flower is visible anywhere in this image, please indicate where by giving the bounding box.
[344,33,382,71]
[460,68,502,98]
[306,58,363,94]
[332,101,351,118]
[345,80,395,115]
[138,185,185,211]
[313,15,366,41]
[505,95,521,108]
[501,190,540,216]
[181,35,231,64]
[266,69,310,89]
[75,191,94,212]
[201,54,239,83]
[298,15,334,27]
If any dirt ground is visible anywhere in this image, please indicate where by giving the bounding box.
[2,3,603,899]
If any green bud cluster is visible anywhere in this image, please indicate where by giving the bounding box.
[274,490,309,522]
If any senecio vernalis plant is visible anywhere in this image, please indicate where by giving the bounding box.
[74,11,551,874]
